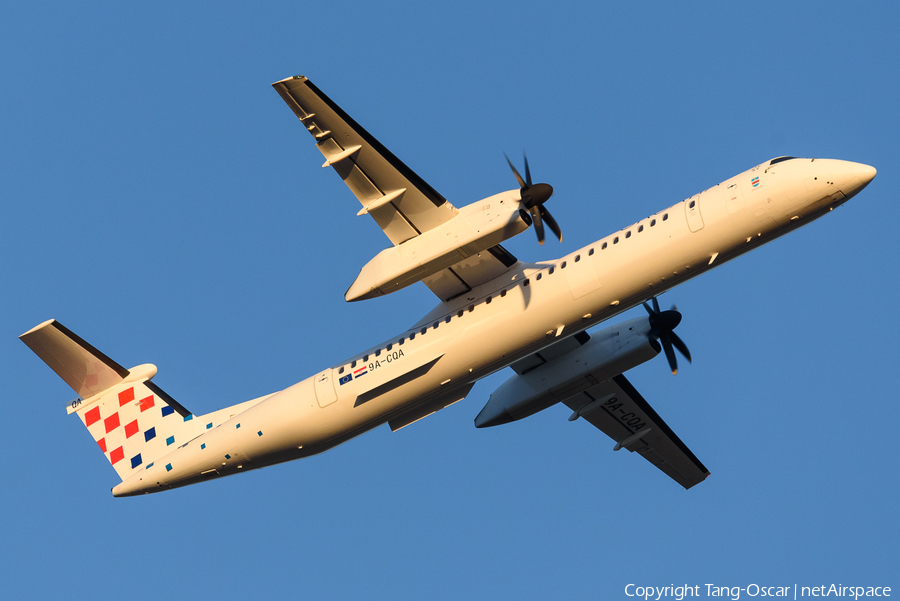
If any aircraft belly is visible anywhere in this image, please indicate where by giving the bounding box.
[115,378,324,495]
[297,347,468,446]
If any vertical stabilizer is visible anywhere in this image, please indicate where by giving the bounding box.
[21,320,207,481]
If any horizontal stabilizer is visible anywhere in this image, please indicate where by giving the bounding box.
[21,319,130,399]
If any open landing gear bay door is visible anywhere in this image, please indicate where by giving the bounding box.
[272,75,519,301]
[564,374,709,489]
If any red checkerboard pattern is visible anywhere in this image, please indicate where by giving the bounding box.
[124,419,139,439]
[85,406,101,427]
[74,381,204,481]
[79,385,151,476]
[104,412,120,433]
[138,395,155,412]
[118,388,135,406]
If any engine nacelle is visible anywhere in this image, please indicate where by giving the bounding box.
[474,316,659,428]
[345,190,529,301]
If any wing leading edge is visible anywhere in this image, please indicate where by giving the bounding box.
[563,374,710,489]
[272,75,454,243]
[272,75,519,302]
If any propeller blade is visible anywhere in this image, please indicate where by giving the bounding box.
[530,206,545,245]
[661,334,678,375]
[643,296,691,376]
[503,153,558,245]
[669,331,692,364]
[504,153,526,188]
[540,206,563,242]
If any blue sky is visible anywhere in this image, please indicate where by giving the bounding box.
[2,2,897,599]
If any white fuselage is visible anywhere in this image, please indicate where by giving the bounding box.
[112,157,875,496]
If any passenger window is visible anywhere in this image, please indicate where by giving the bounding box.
[524,279,530,286]
[689,200,696,209]
[410,333,416,340]
[339,367,345,374]
[363,355,368,362]
[626,231,631,239]
[399,338,405,345]
[500,289,507,297]
[486,296,492,304]
[421,328,427,335]
[602,242,608,250]
[445,316,451,323]
[375,349,381,357]
[638,225,643,233]
[536,273,542,281]
[651,219,656,226]
[548,267,554,275]
[469,305,475,312]
[614,237,619,244]
[351,360,357,368]
[432,322,439,330]
[663,213,668,221]
[386,344,392,351]
[575,255,581,262]
[561,261,567,269]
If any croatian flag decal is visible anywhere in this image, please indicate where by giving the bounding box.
[751,176,760,188]
[354,365,368,378]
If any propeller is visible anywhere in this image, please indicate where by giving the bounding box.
[642,297,692,375]
[505,153,561,245]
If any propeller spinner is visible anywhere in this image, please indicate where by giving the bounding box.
[643,297,692,375]
[505,153,561,245]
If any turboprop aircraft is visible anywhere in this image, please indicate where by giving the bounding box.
[21,75,876,496]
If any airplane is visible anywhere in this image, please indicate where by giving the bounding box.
[20,74,876,496]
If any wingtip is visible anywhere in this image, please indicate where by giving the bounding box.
[20,319,57,339]
[271,74,308,86]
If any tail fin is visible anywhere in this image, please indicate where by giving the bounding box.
[21,320,207,481]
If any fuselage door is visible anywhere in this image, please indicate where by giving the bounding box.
[314,369,338,408]
[566,254,601,299]
[685,194,704,232]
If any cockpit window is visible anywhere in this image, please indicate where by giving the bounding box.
[770,156,798,165]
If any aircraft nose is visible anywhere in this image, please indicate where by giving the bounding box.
[848,161,876,185]
[833,160,876,200]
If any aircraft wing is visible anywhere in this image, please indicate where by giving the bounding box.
[272,75,519,301]
[563,374,709,489]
